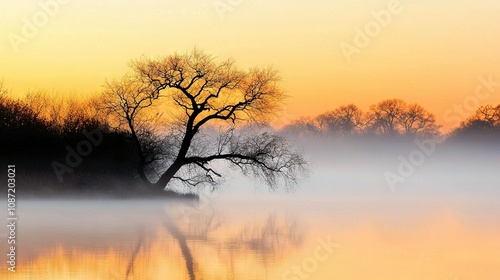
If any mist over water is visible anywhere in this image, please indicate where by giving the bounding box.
[292,136,499,197]
[2,196,500,280]
[2,135,499,279]
[2,0,499,277]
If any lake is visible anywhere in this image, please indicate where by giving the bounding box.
[2,192,500,280]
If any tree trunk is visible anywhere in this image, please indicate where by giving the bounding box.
[154,124,197,190]
[154,160,184,190]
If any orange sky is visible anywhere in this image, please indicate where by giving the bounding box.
[1,0,500,130]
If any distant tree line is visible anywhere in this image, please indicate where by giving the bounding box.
[281,99,500,140]
[450,104,500,140]
[1,79,499,194]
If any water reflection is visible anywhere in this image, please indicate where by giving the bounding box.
[2,197,500,279]
[162,204,305,280]
[3,199,305,280]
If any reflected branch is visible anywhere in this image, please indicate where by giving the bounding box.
[125,233,144,280]
[164,219,196,280]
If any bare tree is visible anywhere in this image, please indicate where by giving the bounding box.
[102,50,307,191]
[365,99,406,135]
[0,85,46,132]
[469,104,500,127]
[399,103,440,137]
[366,99,439,137]
[280,117,319,138]
[23,90,50,120]
[455,104,500,133]
[316,104,363,135]
[0,81,8,105]
[100,76,164,184]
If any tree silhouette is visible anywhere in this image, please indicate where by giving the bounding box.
[463,104,500,128]
[366,99,439,137]
[0,81,7,102]
[281,100,439,139]
[365,99,406,135]
[0,86,46,134]
[100,76,167,184]
[316,104,364,135]
[451,104,500,139]
[280,117,319,138]
[399,103,440,137]
[101,50,307,191]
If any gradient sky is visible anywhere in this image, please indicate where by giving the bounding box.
[1,0,500,130]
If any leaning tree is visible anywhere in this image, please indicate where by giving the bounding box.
[101,50,307,191]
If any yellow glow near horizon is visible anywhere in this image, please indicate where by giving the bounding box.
[4,210,500,280]
[1,0,500,130]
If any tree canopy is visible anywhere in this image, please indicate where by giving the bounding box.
[282,99,440,139]
[451,104,500,139]
[101,50,307,191]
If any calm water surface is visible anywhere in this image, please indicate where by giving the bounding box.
[2,195,500,280]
